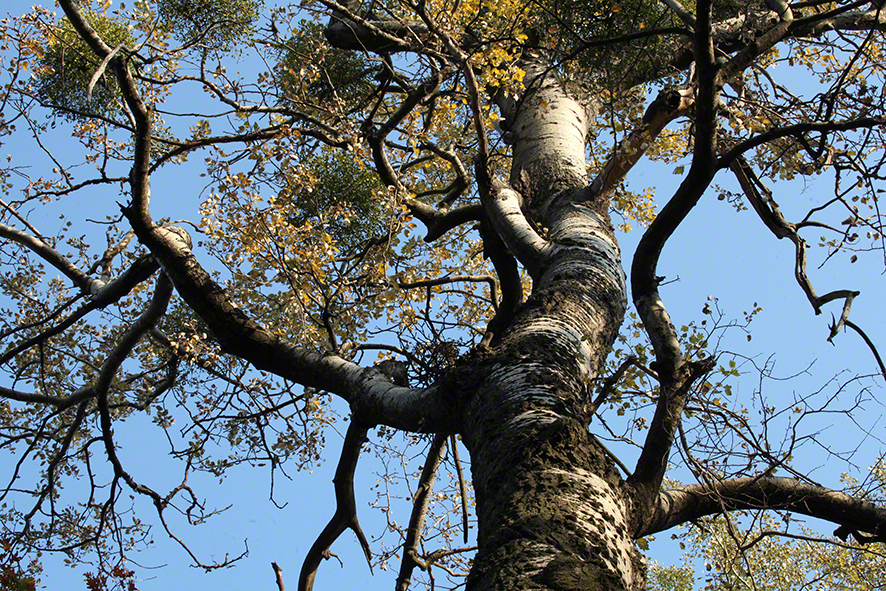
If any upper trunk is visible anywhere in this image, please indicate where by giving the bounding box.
[499,57,594,207]
[462,63,644,590]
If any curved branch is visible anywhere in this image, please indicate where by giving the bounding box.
[481,180,551,278]
[95,273,173,395]
[366,69,447,189]
[654,3,886,87]
[642,477,886,541]
[729,157,881,370]
[843,319,886,379]
[406,200,483,243]
[631,4,719,378]
[89,271,244,573]
[395,433,448,591]
[628,0,719,514]
[69,0,462,434]
[299,421,373,591]
[418,142,469,209]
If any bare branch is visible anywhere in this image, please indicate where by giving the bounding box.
[321,0,433,55]
[719,117,886,170]
[729,156,883,372]
[299,421,372,591]
[843,319,886,379]
[406,200,483,243]
[450,435,470,545]
[395,433,448,591]
[272,562,286,591]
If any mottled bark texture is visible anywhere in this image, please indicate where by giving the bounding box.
[458,58,645,589]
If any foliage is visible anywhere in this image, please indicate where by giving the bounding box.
[1,0,886,589]
[652,509,886,590]
[276,22,384,113]
[34,11,134,121]
[0,567,37,591]
[156,0,260,50]
[282,149,389,253]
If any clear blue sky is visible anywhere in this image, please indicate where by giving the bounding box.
[1,2,884,590]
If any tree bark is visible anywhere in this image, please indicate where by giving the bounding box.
[462,60,644,590]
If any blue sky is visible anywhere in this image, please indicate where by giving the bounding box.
[1,1,884,589]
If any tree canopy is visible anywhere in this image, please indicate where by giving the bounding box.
[1,0,886,590]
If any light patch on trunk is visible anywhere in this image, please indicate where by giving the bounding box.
[507,409,562,427]
[511,317,598,375]
[547,467,640,589]
[486,362,562,407]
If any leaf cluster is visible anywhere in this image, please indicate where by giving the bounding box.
[35,11,134,121]
[156,0,261,50]
[283,150,388,253]
[276,23,383,112]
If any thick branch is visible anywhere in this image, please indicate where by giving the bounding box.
[322,0,431,55]
[480,180,551,278]
[655,4,886,88]
[587,87,694,202]
[628,0,719,513]
[61,0,459,433]
[406,200,483,243]
[658,0,697,28]
[642,477,886,541]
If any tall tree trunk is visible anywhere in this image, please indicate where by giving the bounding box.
[463,63,645,590]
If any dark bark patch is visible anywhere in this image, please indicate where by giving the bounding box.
[540,554,623,591]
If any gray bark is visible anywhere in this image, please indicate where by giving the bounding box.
[463,60,644,590]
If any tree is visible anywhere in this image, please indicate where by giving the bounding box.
[1,0,886,589]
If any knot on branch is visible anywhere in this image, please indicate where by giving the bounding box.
[834,524,886,545]
[156,224,193,251]
[374,358,410,387]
